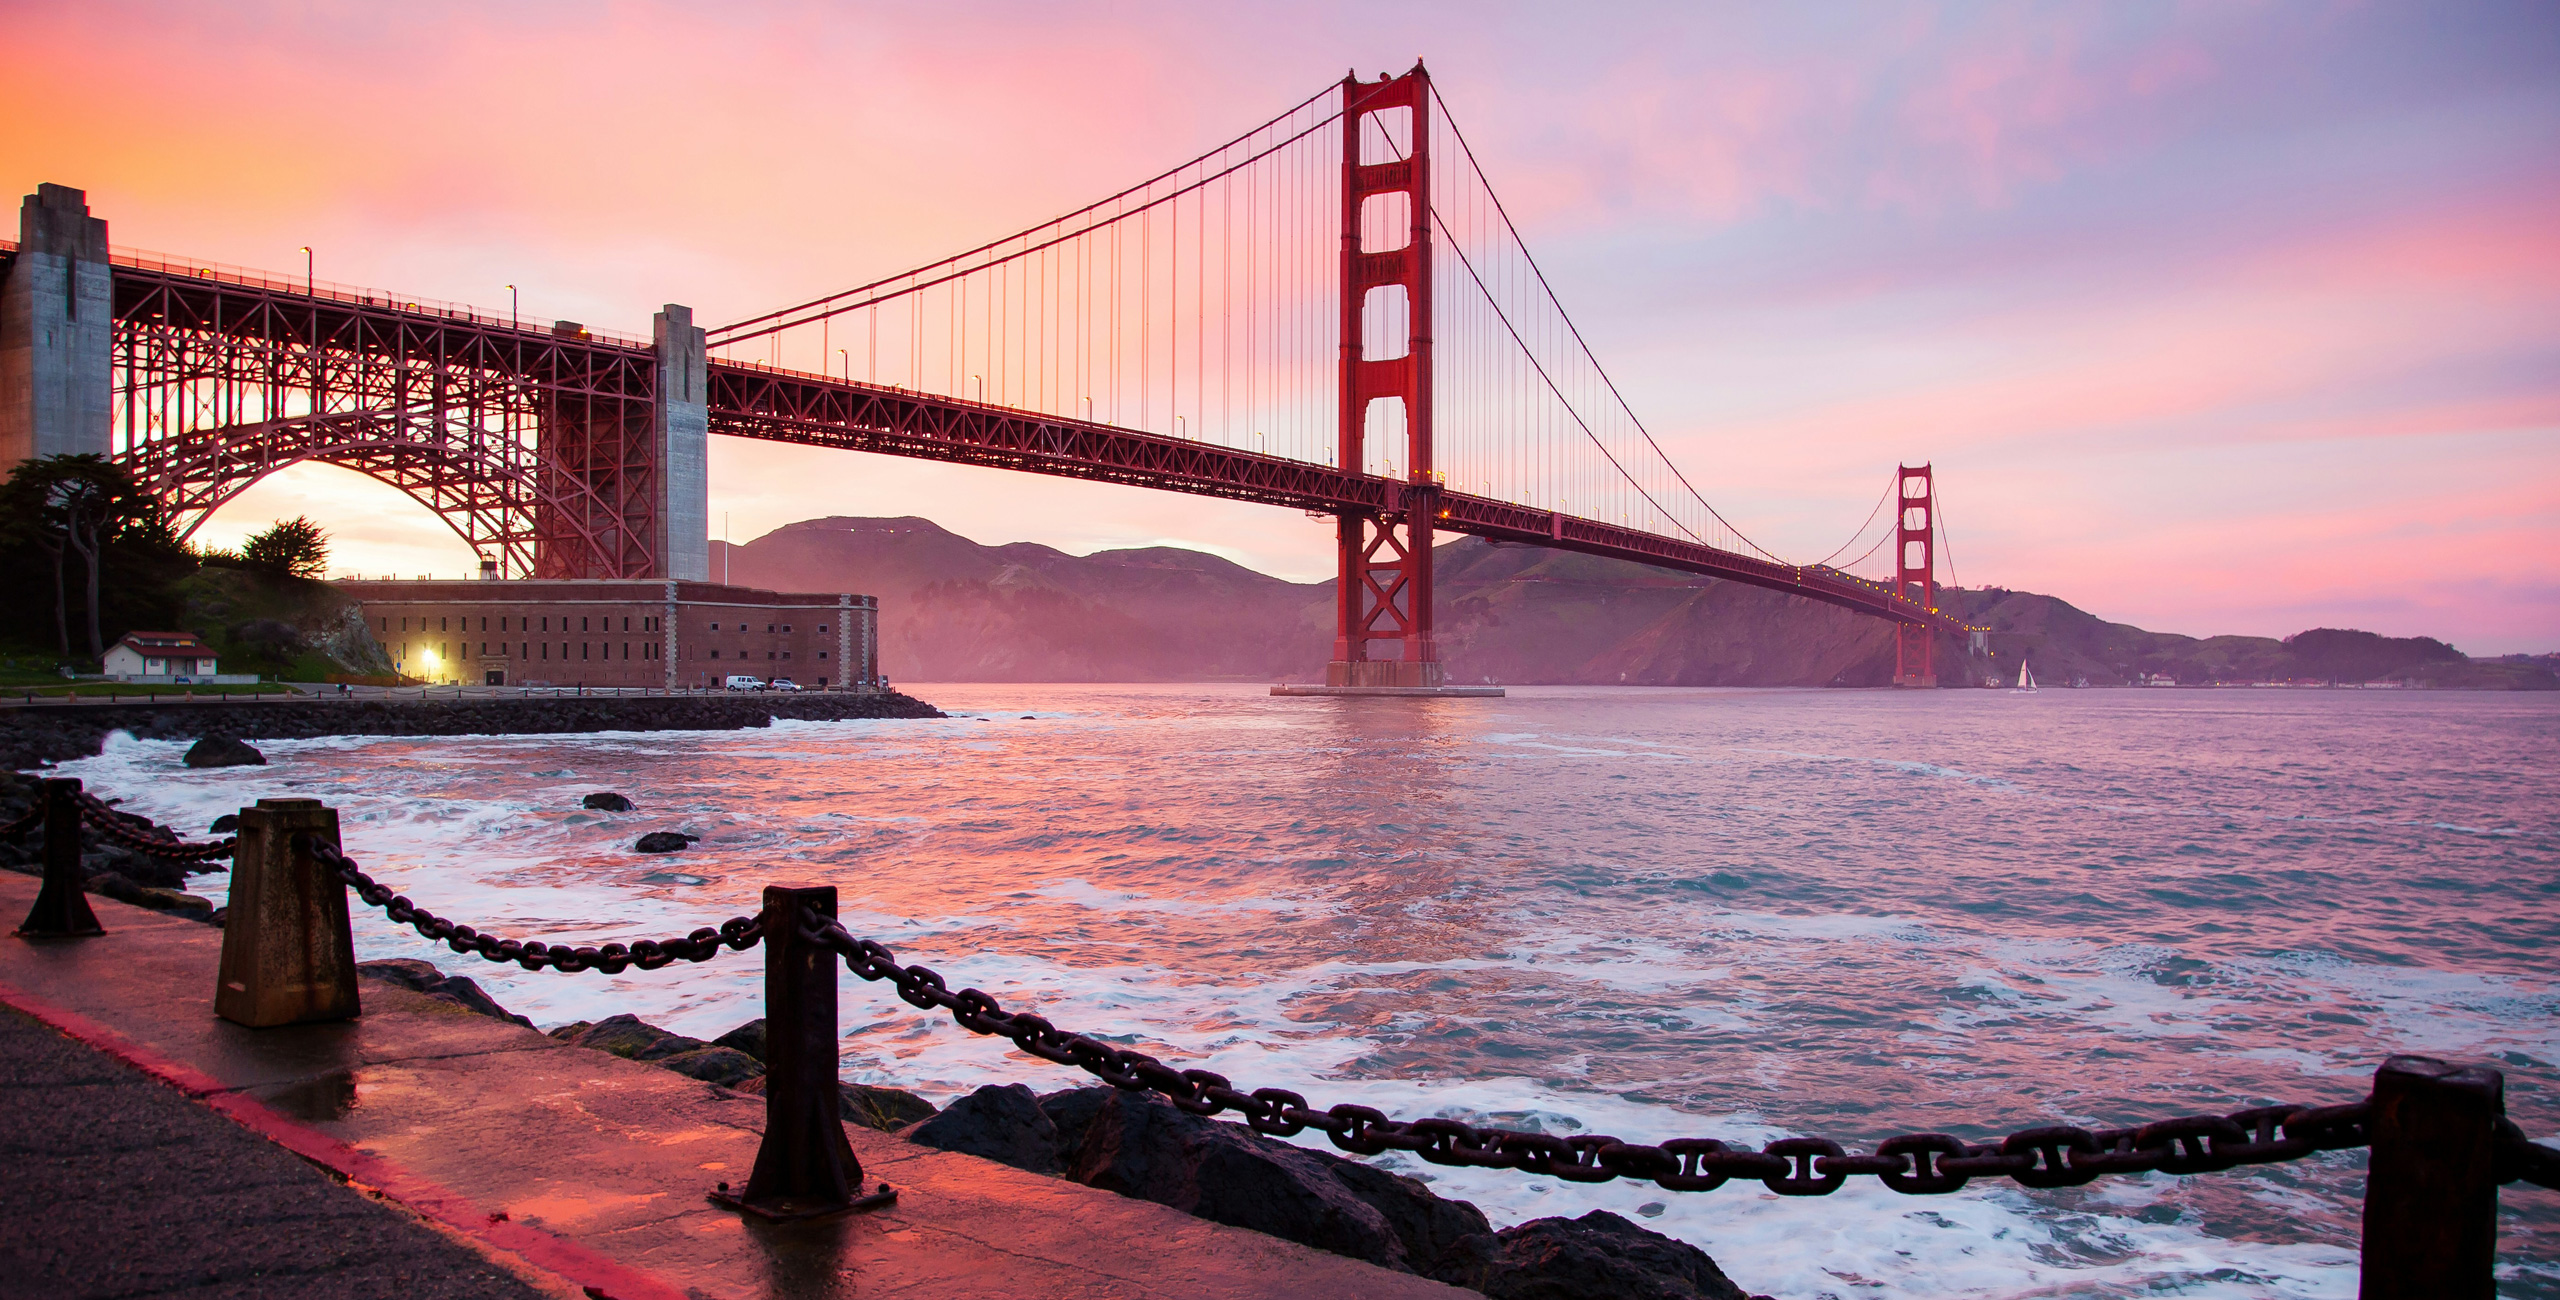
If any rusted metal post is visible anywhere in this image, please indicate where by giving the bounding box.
[214,798,359,1027]
[712,884,891,1220]
[15,778,103,938]
[2361,1055,2503,1298]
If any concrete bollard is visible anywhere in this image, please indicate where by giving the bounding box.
[214,798,359,1028]
[712,884,892,1220]
[2360,1055,2503,1298]
[15,778,104,938]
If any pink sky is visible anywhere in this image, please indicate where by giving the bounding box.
[7,1,2554,651]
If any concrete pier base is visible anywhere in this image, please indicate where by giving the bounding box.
[1271,684,1505,698]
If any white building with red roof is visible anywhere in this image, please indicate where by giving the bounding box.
[101,631,222,681]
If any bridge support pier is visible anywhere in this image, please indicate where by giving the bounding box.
[0,184,113,479]
[1327,503,1445,689]
[1285,64,1495,699]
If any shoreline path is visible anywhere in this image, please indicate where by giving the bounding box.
[0,1000,561,1299]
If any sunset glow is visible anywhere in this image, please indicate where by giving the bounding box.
[9,1,2553,650]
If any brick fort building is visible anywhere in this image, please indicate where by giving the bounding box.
[337,579,879,689]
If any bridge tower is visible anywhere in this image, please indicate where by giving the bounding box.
[0,184,113,476]
[1893,463,1938,687]
[1328,63,1443,689]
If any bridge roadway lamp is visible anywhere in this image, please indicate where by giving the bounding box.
[299,247,312,295]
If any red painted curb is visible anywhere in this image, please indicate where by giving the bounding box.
[0,974,692,1300]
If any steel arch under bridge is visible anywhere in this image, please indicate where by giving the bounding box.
[104,254,681,581]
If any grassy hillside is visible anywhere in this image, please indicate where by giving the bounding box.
[0,564,392,684]
[179,564,394,681]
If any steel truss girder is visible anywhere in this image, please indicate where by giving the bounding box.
[107,266,661,579]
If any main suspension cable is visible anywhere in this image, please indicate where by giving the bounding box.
[713,83,1341,345]
[1809,471,1899,570]
[1429,85,1787,563]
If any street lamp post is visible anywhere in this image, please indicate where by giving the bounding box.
[299,247,312,296]
[507,284,518,331]
[839,348,849,384]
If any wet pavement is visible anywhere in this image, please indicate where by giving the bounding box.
[0,1000,563,1300]
[0,871,1469,1300]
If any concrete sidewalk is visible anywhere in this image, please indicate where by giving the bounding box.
[0,871,1469,1300]
[0,1001,565,1300]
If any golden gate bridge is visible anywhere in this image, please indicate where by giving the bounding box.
[0,63,1979,688]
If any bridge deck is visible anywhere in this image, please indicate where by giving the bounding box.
[708,362,1969,634]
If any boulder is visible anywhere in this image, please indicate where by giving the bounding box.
[581,792,635,812]
[844,1081,942,1131]
[358,957,446,990]
[1330,1158,1500,1290]
[551,1012,708,1060]
[209,813,240,833]
[81,870,211,917]
[987,1088,1507,1285]
[633,831,699,853]
[1059,1088,1495,1278]
[356,958,534,1028]
[1484,1210,1754,1300]
[905,1083,1064,1173]
[656,1046,766,1087]
[711,1018,767,1061]
[183,736,266,768]
[729,1075,941,1131]
[1038,1084,1114,1155]
[83,843,189,890]
[421,976,531,1027]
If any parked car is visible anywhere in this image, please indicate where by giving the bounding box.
[767,677,801,692]
[723,675,766,691]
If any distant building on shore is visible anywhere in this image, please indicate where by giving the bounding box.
[102,630,222,681]
[336,578,878,689]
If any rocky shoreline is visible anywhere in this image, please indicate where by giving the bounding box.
[0,772,229,918]
[0,691,945,769]
[484,988,1764,1299]
[345,958,1766,1298]
[0,773,1764,1299]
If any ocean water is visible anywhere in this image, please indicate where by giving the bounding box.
[58,685,2560,1298]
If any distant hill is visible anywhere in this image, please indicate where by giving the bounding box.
[712,517,2555,689]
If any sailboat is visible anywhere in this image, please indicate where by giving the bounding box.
[2016,657,2038,692]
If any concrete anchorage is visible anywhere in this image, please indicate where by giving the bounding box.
[0,184,114,478]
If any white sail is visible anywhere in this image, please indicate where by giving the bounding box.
[2019,658,2036,690]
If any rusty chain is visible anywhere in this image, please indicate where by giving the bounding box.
[304,835,761,975]
[175,824,2544,1197]
[797,905,2374,1195]
[2504,1119,2560,1191]
[76,795,237,861]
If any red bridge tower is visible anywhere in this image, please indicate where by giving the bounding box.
[1893,462,1938,687]
[1327,64,1444,689]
